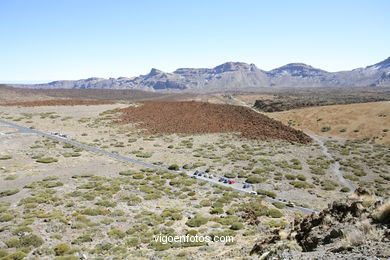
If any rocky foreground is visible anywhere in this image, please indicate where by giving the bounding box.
[250,188,390,259]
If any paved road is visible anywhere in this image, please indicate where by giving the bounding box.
[0,119,315,215]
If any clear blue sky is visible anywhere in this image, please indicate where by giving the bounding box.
[1,0,389,83]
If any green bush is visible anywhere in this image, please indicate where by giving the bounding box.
[4,250,26,260]
[186,217,208,227]
[12,226,32,236]
[267,209,283,218]
[224,172,237,178]
[321,126,331,132]
[53,255,79,260]
[19,234,44,247]
[272,202,285,209]
[54,243,71,256]
[118,170,135,176]
[36,157,58,163]
[168,164,180,171]
[256,189,276,198]
[95,200,117,207]
[0,213,14,222]
[230,222,244,230]
[290,180,312,189]
[80,207,110,216]
[0,189,19,197]
[0,155,12,160]
[284,174,296,180]
[210,208,224,215]
[107,228,126,239]
[245,176,264,184]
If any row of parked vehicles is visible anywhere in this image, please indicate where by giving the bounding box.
[192,170,213,179]
[218,177,236,184]
[51,132,69,138]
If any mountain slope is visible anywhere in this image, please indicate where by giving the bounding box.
[11,57,390,91]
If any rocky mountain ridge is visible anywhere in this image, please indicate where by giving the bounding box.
[11,57,390,91]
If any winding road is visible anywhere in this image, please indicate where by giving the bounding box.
[0,119,315,215]
[308,134,355,192]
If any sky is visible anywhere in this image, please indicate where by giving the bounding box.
[1,0,389,83]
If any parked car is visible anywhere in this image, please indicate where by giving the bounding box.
[223,179,229,183]
[193,170,199,175]
[228,180,235,184]
[243,184,250,188]
[197,172,203,176]
[250,191,257,195]
[204,174,208,178]
[191,176,197,179]
[208,175,213,179]
[218,177,225,182]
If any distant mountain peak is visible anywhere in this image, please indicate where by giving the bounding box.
[214,62,252,73]
[149,68,164,76]
[367,57,390,70]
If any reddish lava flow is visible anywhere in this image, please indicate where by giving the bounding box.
[1,99,114,107]
[115,101,312,143]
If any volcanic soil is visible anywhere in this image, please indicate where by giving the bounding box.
[1,99,114,107]
[114,101,312,143]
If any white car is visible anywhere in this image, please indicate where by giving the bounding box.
[250,191,257,195]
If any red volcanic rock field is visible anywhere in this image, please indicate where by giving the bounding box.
[114,101,312,143]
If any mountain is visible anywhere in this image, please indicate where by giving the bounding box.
[11,57,390,91]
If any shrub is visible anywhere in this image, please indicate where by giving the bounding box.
[267,209,283,218]
[373,201,390,224]
[321,180,338,190]
[36,157,58,163]
[95,200,117,207]
[5,237,20,248]
[81,207,110,216]
[168,164,180,171]
[0,213,14,222]
[199,200,212,207]
[125,237,140,247]
[256,189,276,198]
[230,222,244,230]
[340,187,350,193]
[321,126,331,132]
[118,170,135,176]
[272,201,285,209]
[210,208,224,215]
[186,217,208,227]
[107,228,126,239]
[4,250,26,260]
[12,226,32,235]
[0,189,19,197]
[224,172,237,178]
[19,234,44,247]
[0,155,12,160]
[54,243,71,256]
[284,174,296,180]
[53,255,79,260]
[297,174,306,181]
[0,250,8,257]
[290,181,312,189]
[246,176,264,184]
